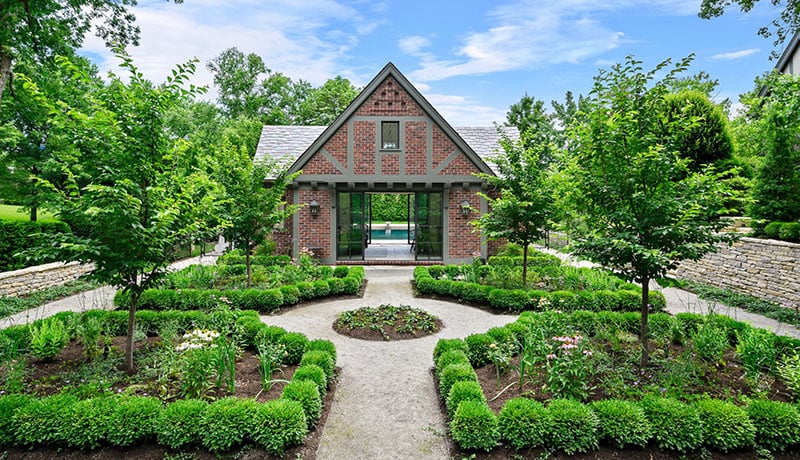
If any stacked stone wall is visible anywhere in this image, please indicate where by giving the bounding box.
[0,262,94,297]
[671,237,800,308]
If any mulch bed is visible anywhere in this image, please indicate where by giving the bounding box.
[4,338,339,459]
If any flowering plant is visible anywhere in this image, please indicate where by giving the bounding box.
[175,328,220,352]
[544,333,596,401]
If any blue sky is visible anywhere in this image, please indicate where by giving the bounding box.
[80,0,784,126]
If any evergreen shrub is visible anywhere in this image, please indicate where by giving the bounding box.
[746,399,800,452]
[450,400,499,451]
[589,399,651,448]
[546,399,599,455]
[640,396,703,453]
[694,398,755,452]
[498,397,551,450]
[281,380,321,427]
[156,399,209,449]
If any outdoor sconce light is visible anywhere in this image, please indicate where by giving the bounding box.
[309,200,320,217]
[460,200,471,216]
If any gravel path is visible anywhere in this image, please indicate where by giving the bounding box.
[262,266,517,460]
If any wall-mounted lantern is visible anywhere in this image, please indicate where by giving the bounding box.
[460,200,471,216]
[309,199,320,217]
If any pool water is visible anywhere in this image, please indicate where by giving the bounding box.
[370,228,410,241]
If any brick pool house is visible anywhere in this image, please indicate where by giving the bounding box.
[255,62,518,265]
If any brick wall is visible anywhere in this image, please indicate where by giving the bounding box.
[671,237,800,308]
[272,190,294,256]
[354,77,425,117]
[448,189,482,259]
[297,189,332,260]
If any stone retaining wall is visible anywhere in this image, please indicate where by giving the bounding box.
[671,237,800,308]
[0,262,94,297]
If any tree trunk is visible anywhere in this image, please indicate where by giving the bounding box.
[522,240,529,286]
[125,291,139,373]
[0,47,11,105]
[640,275,650,368]
[29,206,37,222]
[245,245,252,288]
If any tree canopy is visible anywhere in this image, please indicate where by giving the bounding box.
[700,0,800,55]
[564,55,736,366]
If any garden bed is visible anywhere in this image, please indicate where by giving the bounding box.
[0,308,338,457]
[433,309,800,458]
[333,305,442,341]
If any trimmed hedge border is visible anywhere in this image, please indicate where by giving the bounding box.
[433,311,800,455]
[0,220,72,272]
[216,253,292,267]
[0,309,337,455]
[113,266,365,312]
[414,266,666,313]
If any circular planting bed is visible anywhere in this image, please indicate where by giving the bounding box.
[333,304,443,341]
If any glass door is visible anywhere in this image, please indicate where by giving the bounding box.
[414,192,443,261]
[336,192,367,260]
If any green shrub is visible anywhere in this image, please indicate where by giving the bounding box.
[29,317,69,361]
[446,380,486,419]
[251,399,307,455]
[306,339,337,363]
[433,338,468,362]
[465,333,495,367]
[746,399,800,452]
[255,325,287,345]
[0,220,71,271]
[236,316,265,346]
[439,363,478,398]
[156,398,208,449]
[450,400,499,451]
[280,332,309,365]
[486,326,517,348]
[14,394,76,446]
[333,266,349,278]
[200,397,258,453]
[64,397,116,449]
[694,398,755,452]
[589,399,651,448]
[546,399,599,455]
[279,285,300,305]
[435,349,470,377]
[778,222,800,241]
[281,380,322,427]
[106,396,161,447]
[764,221,782,239]
[312,280,331,297]
[692,322,729,362]
[295,281,316,300]
[327,277,344,295]
[428,265,445,279]
[498,397,551,450]
[292,364,327,396]
[300,350,335,381]
[736,327,777,377]
[488,288,528,311]
[0,394,31,446]
[640,396,703,453]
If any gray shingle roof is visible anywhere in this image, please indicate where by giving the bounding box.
[254,125,519,175]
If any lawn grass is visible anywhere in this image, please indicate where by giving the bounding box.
[0,204,58,222]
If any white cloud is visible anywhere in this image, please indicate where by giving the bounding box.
[407,0,699,81]
[711,48,760,60]
[399,36,432,55]
[424,92,508,126]
[80,0,377,101]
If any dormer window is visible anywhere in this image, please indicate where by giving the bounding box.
[381,121,399,150]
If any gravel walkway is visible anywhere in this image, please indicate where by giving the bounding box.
[262,266,517,460]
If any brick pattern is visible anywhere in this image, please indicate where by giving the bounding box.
[448,189,482,259]
[671,237,800,308]
[325,126,348,167]
[440,154,481,176]
[405,121,427,174]
[431,128,454,170]
[354,76,425,117]
[303,154,338,175]
[353,121,376,175]
[381,153,400,175]
[296,189,332,259]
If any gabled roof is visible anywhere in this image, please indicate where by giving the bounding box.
[255,125,518,176]
[758,31,800,97]
[278,62,500,176]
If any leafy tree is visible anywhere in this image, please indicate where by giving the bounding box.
[474,129,554,285]
[0,0,183,105]
[26,51,224,372]
[214,142,300,286]
[506,94,558,165]
[565,56,735,366]
[207,47,267,120]
[296,76,359,126]
[699,0,800,55]
[662,90,734,170]
[749,73,800,223]
[0,54,101,220]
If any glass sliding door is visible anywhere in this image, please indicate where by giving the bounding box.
[336,192,367,260]
[414,192,443,261]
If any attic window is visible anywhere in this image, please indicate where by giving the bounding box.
[381,121,399,150]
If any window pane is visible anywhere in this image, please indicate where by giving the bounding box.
[382,121,399,149]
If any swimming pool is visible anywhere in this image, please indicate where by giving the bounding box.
[370,228,410,241]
